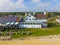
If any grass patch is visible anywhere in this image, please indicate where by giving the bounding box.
[0,26,60,38]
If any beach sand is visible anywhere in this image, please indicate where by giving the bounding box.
[0,35,60,45]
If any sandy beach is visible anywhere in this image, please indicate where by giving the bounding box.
[0,35,60,45]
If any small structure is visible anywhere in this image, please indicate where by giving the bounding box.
[56,18,60,23]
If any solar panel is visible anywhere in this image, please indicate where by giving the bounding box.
[10,22,15,25]
[0,16,19,26]
[15,22,19,25]
[0,24,2,26]
[5,22,10,26]
[0,16,17,22]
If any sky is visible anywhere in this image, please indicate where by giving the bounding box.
[0,0,60,12]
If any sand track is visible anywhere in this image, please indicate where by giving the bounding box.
[0,35,60,45]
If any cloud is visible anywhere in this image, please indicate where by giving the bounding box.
[31,0,51,11]
[53,0,59,2]
[0,0,28,12]
[32,0,41,3]
[50,2,60,12]
[31,0,60,12]
[0,0,60,12]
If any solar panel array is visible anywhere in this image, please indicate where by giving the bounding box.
[0,16,19,26]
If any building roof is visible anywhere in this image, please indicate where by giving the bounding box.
[20,13,47,22]
[35,14,47,19]
[0,15,20,23]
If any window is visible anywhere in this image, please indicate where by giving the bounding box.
[39,23,41,25]
[25,23,30,25]
[29,19,31,20]
[43,22,46,24]
[25,19,27,20]
[33,23,35,25]
[25,23,27,25]
[30,23,32,25]
[32,18,35,20]
[27,23,29,25]
[36,23,40,25]
[29,16,31,17]
[36,23,38,25]
[20,23,24,25]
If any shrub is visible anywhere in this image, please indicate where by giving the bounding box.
[47,22,57,27]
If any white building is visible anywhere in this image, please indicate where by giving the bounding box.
[19,11,47,28]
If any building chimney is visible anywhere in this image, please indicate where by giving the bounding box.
[33,10,35,15]
[33,12,35,15]
[44,10,46,15]
[25,12,27,17]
